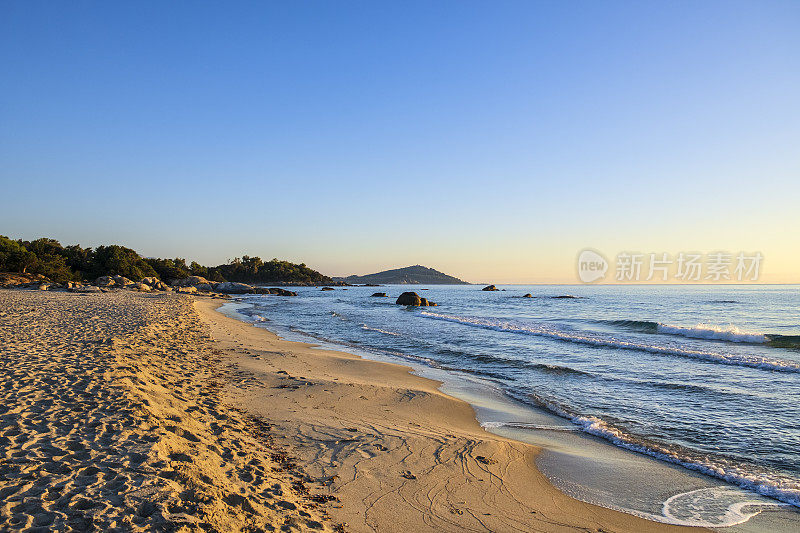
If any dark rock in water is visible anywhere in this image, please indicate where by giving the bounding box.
[396,292,422,306]
[551,295,579,299]
[522,293,533,298]
[396,292,436,306]
[266,288,297,296]
[371,292,389,297]
[363,283,381,287]
[482,285,499,291]
[321,287,335,291]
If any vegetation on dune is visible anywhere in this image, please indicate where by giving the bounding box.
[0,235,331,285]
[214,255,327,284]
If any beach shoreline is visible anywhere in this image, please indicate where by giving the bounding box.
[195,295,707,532]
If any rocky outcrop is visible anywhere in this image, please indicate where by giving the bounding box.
[268,288,297,296]
[371,292,389,297]
[522,293,533,298]
[395,292,436,306]
[250,287,297,296]
[482,285,499,291]
[71,284,102,293]
[215,282,254,294]
[176,286,198,294]
[139,277,171,291]
[129,282,151,292]
[96,275,134,288]
[321,287,335,291]
[171,276,213,288]
[0,273,49,288]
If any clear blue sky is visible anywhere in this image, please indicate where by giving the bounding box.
[2,1,798,282]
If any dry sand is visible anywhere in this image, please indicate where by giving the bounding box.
[0,290,705,532]
[0,291,334,532]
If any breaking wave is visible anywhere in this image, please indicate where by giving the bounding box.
[524,392,800,509]
[603,319,800,349]
[420,312,800,373]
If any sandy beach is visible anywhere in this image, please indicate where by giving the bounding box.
[0,290,705,532]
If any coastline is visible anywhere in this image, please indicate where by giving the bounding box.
[196,296,706,532]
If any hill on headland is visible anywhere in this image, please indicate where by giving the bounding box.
[337,265,469,285]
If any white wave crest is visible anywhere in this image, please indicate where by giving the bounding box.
[658,323,767,343]
[419,312,800,373]
[360,324,401,336]
[481,421,580,432]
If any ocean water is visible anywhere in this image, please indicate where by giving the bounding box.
[233,284,800,527]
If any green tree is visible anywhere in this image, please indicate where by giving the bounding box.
[91,245,158,281]
[0,236,36,273]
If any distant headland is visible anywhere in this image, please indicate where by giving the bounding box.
[335,265,469,285]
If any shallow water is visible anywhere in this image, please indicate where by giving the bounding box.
[231,284,800,528]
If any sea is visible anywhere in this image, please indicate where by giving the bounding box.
[227,284,800,530]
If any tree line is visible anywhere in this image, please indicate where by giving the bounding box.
[0,235,332,285]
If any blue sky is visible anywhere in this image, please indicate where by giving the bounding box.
[1,1,798,282]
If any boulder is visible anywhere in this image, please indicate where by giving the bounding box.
[396,292,436,306]
[37,283,51,291]
[129,282,151,292]
[172,276,212,288]
[176,286,197,294]
[96,275,134,287]
[140,277,160,286]
[371,292,389,297]
[216,282,255,294]
[321,287,335,291]
[396,292,422,305]
[482,285,499,291]
[522,293,533,298]
[74,285,102,293]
